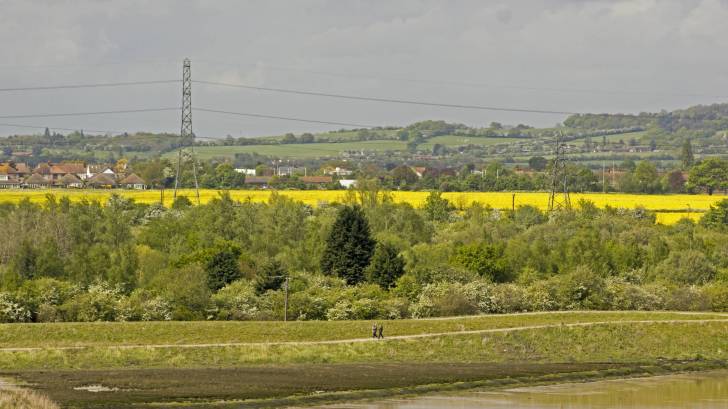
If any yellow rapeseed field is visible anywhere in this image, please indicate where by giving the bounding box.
[0,189,724,224]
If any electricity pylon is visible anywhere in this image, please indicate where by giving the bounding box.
[547,132,570,212]
[173,58,200,204]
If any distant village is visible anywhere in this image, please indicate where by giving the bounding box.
[0,162,147,189]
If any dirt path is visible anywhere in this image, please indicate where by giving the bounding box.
[2,318,727,352]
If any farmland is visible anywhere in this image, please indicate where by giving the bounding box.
[166,140,409,160]
[2,312,728,408]
[0,189,722,224]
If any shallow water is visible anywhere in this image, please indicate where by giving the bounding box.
[320,370,728,408]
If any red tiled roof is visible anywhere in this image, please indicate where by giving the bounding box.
[50,163,85,174]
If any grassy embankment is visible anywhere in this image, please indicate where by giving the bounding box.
[2,312,728,407]
[1,190,722,224]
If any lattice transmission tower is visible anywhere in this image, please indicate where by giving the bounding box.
[173,58,200,204]
[547,132,571,212]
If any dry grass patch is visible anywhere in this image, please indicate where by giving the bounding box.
[0,387,58,409]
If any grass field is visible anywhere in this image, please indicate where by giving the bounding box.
[0,189,723,224]
[419,135,522,148]
[1,311,721,349]
[2,311,728,408]
[169,140,408,159]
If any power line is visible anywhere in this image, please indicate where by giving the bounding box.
[0,59,180,70]
[0,121,222,139]
[195,107,377,128]
[193,80,577,115]
[0,122,124,134]
[0,80,179,93]
[0,107,179,120]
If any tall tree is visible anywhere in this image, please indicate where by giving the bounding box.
[320,205,375,285]
[254,259,287,295]
[365,242,405,289]
[688,158,728,195]
[206,245,242,291]
[681,138,694,169]
[423,191,453,221]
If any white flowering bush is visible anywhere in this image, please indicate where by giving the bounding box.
[212,280,262,320]
[116,289,173,321]
[59,281,124,322]
[0,292,32,323]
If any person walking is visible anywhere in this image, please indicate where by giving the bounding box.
[372,323,378,338]
[377,323,384,339]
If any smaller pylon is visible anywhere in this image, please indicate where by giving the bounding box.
[547,132,570,212]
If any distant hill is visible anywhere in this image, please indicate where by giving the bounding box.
[1,103,727,165]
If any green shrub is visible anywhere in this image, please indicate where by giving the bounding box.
[525,280,560,311]
[654,250,716,285]
[410,282,478,318]
[212,280,264,320]
[0,292,32,323]
[553,266,608,310]
[664,286,711,311]
[486,284,529,313]
[59,281,123,322]
[117,289,173,321]
[606,278,664,310]
[703,283,728,311]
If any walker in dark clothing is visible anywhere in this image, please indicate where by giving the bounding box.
[377,324,384,339]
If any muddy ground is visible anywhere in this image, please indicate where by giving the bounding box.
[1,362,655,408]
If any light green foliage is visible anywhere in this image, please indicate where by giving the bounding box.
[422,191,453,222]
[701,199,728,230]
[2,192,728,323]
[451,242,510,282]
[148,264,211,320]
[212,280,266,321]
[654,250,716,285]
[689,158,728,195]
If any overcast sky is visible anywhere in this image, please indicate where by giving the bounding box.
[1,0,727,138]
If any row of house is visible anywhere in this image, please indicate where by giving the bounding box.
[0,162,147,189]
[244,175,335,188]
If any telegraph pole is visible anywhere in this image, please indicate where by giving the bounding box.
[173,58,200,204]
[547,132,571,212]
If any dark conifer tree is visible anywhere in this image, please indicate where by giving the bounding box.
[320,205,375,285]
[365,242,405,289]
[255,259,287,295]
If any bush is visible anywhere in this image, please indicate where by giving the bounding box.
[553,266,608,310]
[525,280,560,311]
[59,281,123,322]
[664,286,711,311]
[117,289,172,321]
[15,278,79,322]
[148,264,211,320]
[485,284,529,313]
[654,250,716,285]
[704,283,728,311]
[0,292,32,323]
[212,280,264,320]
[606,278,664,310]
[410,282,478,318]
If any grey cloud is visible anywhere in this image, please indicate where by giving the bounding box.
[0,0,727,137]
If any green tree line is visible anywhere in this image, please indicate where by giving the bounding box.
[1,190,728,323]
